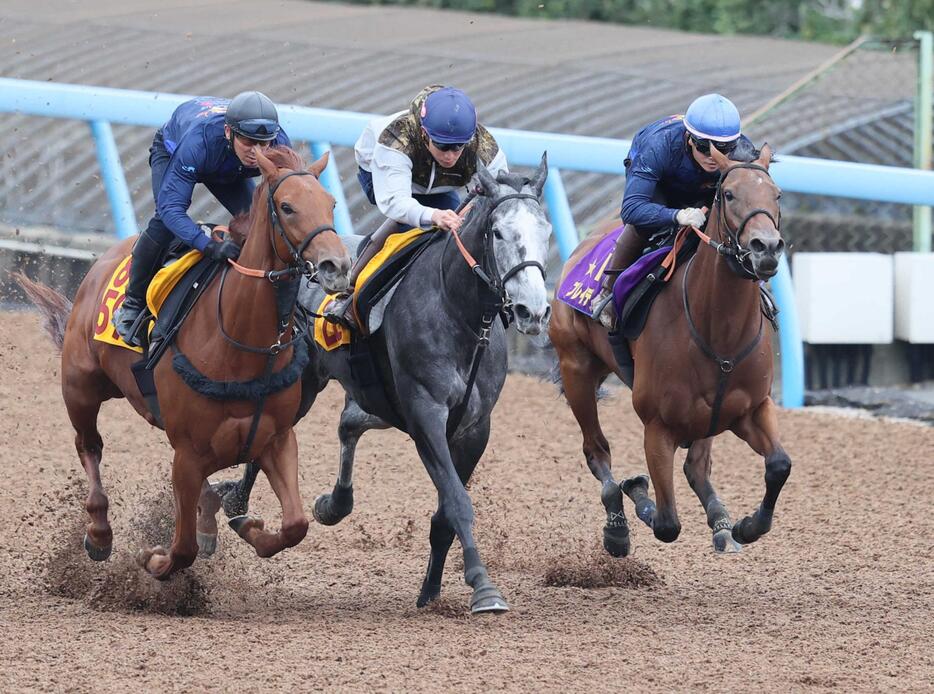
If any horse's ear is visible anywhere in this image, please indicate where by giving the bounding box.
[529,151,548,197]
[475,159,498,197]
[255,147,278,182]
[709,144,731,171]
[757,143,773,169]
[308,151,330,178]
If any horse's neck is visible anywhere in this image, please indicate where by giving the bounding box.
[687,217,760,352]
[440,204,490,318]
[220,216,292,342]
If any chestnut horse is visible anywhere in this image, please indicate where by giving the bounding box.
[18,146,351,579]
[549,143,791,556]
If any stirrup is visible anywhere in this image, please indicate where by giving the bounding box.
[591,289,616,330]
[113,297,148,347]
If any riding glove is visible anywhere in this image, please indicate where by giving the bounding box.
[203,239,242,262]
[675,207,706,228]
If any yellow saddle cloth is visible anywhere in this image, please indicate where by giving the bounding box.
[92,249,203,353]
[313,227,430,351]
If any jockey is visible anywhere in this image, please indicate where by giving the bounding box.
[591,93,753,329]
[324,85,508,328]
[113,91,292,346]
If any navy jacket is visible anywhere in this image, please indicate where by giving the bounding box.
[620,115,752,234]
[157,97,291,251]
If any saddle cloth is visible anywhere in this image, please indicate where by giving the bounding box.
[557,225,672,323]
[312,226,437,350]
[92,248,205,353]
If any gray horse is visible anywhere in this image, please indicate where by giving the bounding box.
[212,155,552,614]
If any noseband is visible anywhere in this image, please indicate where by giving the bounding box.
[267,171,337,280]
[711,163,781,281]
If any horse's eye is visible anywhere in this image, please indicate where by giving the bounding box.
[776,191,782,200]
[280,203,294,215]
[723,190,735,202]
[493,227,503,240]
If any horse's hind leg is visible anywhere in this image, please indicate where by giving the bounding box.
[417,417,488,608]
[556,348,630,557]
[63,380,112,561]
[622,419,681,543]
[313,396,389,526]
[229,429,309,558]
[730,397,792,545]
[683,439,741,553]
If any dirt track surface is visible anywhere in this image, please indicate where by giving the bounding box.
[1,309,932,692]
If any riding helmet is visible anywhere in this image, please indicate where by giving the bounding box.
[420,87,477,145]
[684,93,741,142]
[226,91,280,141]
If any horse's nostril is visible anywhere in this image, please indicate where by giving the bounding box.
[317,260,336,277]
[542,305,552,322]
[515,305,531,320]
[750,238,767,254]
[775,239,786,255]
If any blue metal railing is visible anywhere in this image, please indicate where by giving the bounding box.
[5,78,934,407]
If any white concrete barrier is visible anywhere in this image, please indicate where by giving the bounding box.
[894,252,934,343]
[793,253,893,344]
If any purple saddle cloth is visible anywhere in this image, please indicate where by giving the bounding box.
[557,226,670,319]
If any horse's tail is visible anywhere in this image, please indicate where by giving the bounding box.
[13,272,72,351]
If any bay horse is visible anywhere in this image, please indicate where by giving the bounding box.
[215,157,553,613]
[17,146,351,579]
[549,143,790,556]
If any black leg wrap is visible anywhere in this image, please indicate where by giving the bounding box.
[600,480,631,557]
[313,484,354,526]
[622,475,655,529]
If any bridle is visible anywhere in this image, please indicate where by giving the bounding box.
[442,184,548,435]
[694,162,781,281]
[445,187,547,327]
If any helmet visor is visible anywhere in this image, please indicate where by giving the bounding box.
[232,118,279,142]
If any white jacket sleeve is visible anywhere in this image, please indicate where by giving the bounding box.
[371,144,434,230]
[486,147,509,178]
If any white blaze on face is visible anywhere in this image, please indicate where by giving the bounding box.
[494,201,551,316]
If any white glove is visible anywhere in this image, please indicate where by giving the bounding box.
[676,207,706,228]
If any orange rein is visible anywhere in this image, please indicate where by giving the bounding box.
[657,224,719,282]
[207,225,279,279]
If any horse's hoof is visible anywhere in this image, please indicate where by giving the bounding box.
[83,533,112,562]
[603,526,631,558]
[470,585,509,615]
[712,528,742,554]
[416,583,442,608]
[621,474,650,497]
[196,531,218,557]
[228,514,264,538]
[312,493,351,526]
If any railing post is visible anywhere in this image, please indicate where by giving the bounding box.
[771,255,805,408]
[310,141,354,237]
[913,31,932,253]
[543,166,578,261]
[89,120,138,239]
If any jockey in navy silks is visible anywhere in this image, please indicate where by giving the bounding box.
[113,91,291,346]
[323,85,508,329]
[591,93,753,329]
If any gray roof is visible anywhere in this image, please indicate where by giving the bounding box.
[0,0,873,247]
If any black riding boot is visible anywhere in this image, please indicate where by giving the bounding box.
[591,224,649,329]
[112,229,165,346]
[323,219,398,331]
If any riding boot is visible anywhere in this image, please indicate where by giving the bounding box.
[590,224,649,330]
[323,218,398,330]
[112,229,165,347]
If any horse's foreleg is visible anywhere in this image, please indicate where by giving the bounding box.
[417,417,488,608]
[557,350,630,557]
[314,396,388,526]
[230,429,308,558]
[683,439,741,553]
[730,397,791,545]
[63,383,112,561]
[410,408,507,615]
[138,450,204,580]
[622,419,680,542]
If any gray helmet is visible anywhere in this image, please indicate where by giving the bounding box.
[225,91,280,142]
